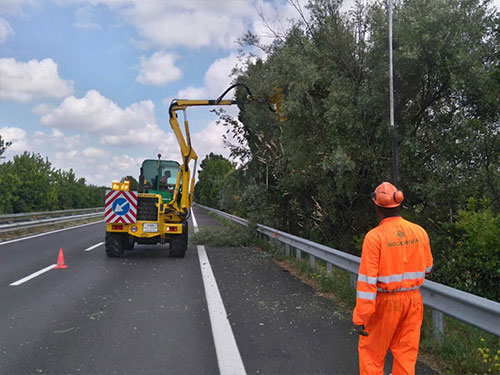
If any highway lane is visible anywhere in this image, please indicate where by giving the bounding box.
[1,208,437,374]
[1,221,218,374]
[194,206,437,375]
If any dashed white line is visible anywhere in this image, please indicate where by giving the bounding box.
[85,242,104,251]
[10,264,57,286]
[191,209,246,375]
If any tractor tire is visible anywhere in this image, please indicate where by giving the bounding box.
[169,221,188,258]
[105,232,124,257]
[122,235,134,250]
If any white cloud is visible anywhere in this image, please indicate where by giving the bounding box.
[82,146,107,158]
[0,127,30,157]
[176,53,239,100]
[37,89,157,133]
[74,4,101,29]
[192,120,234,164]
[32,128,84,152]
[65,0,254,50]
[0,17,13,44]
[137,52,182,86]
[0,0,37,16]
[100,123,175,147]
[0,58,74,102]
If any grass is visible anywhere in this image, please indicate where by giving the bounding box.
[0,216,103,242]
[420,309,500,375]
[190,225,256,247]
[200,211,500,375]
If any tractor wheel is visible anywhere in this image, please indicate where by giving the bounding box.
[169,221,188,258]
[122,235,134,250]
[105,232,124,257]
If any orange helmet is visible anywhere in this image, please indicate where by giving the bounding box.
[371,182,404,208]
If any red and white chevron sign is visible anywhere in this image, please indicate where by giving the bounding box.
[105,190,138,224]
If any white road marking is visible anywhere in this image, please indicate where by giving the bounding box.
[84,242,104,252]
[191,209,246,375]
[191,210,199,232]
[0,220,104,246]
[10,264,57,286]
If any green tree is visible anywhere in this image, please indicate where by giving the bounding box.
[6,152,58,212]
[0,135,11,159]
[194,153,234,208]
[122,175,139,191]
[216,0,499,298]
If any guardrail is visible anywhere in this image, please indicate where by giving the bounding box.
[0,207,103,223]
[0,208,104,234]
[196,204,500,338]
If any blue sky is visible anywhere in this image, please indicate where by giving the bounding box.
[1,0,499,187]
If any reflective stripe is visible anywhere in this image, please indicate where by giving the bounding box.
[377,285,420,293]
[358,273,377,285]
[425,265,433,273]
[357,291,377,300]
[377,271,426,284]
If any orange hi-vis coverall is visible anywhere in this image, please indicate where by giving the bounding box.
[353,216,433,375]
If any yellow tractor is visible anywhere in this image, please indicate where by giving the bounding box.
[104,84,254,257]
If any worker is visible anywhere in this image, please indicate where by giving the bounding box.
[353,182,433,375]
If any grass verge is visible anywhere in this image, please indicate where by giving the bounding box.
[196,211,500,375]
[0,217,103,242]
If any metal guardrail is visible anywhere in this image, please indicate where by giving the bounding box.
[0,208,104,234]
[0,207,103,223]
[197,204,500,338]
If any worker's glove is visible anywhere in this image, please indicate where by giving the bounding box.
[354,324,369,336]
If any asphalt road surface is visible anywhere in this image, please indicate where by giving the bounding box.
[0,206,437,374]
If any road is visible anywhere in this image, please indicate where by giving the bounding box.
[0,206,437,374]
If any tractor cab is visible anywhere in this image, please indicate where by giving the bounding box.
[139,159,180,201]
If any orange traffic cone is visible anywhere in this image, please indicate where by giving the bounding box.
[54,248,68,269]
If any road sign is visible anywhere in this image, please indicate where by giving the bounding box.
[105,190,138,223]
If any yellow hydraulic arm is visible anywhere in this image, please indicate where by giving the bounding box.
[167,84,253,216]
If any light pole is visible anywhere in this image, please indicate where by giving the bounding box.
[388,0,399,186]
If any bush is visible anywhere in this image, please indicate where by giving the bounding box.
[437,199,500,301]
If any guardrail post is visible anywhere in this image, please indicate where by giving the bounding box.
[285,244,291,257]
[326,263,333,277]
[432,310,444,340]
[197,204,500,338]
[310,255,316,269]
[350,273,357,289]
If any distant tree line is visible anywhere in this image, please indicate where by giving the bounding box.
[0,136,106,214]
[195,0,500,301]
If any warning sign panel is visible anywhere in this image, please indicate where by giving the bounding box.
[105,190,138,223]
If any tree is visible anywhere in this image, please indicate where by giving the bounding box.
[7,152,58,212]
[216,0,499,299]
[122,175,139,191]
[194,153,234,208]
[0,135,11,160]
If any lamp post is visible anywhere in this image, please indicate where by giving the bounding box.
[388,0,399,186]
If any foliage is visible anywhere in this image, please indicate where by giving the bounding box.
[0,151,106,214]
[190,225,256,247]
[210,0,500,300]
[420,308,500,375]
[431,199,500,300]
[0,135,11,159]
[122,175,139,191]
[194,153,234,208]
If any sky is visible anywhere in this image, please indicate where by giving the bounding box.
[1,0,499,187]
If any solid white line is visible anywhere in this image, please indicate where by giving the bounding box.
[191,209,199,233]
[10,264,57,286]
[191,209,246,375]
[84,242,104,252]
[0,220,104,246]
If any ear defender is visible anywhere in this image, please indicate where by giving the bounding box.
[393,190,404,204]
[371,182,404,208]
